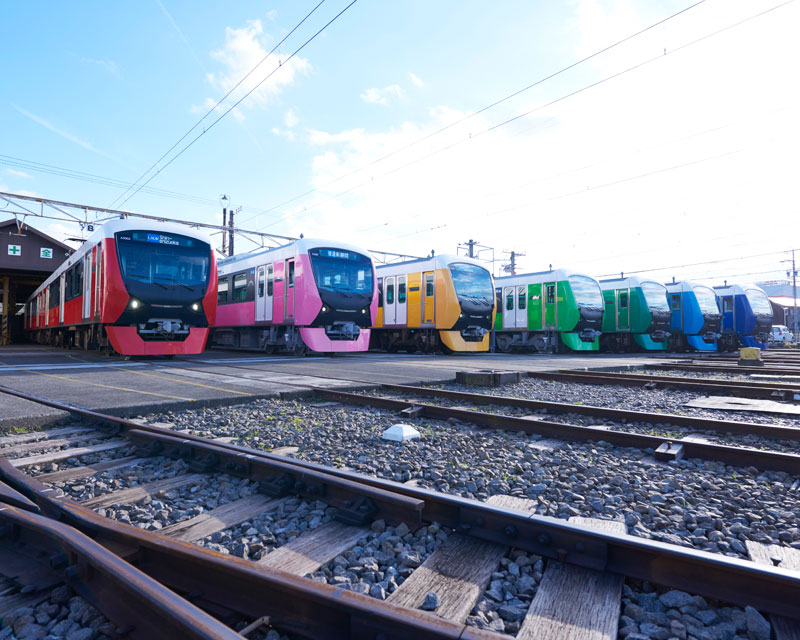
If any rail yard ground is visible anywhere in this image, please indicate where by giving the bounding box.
[3,345,800,639]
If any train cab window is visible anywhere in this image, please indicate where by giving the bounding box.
[619,292,628,309]
[425,273,434,297]
[267,266,274,296]
[398,277,407,304]
[546,285,555,305]
[723,297,733,313]
[495,288,502,311]
[217,279,229,305]
[671,294,681,311]
[518,286,526,310]
[257,269,265,297]
[377,277,383,307]
[288,262,295,288]
[233,273,248,302]
[386,282,395,305]
[505,287,514,311]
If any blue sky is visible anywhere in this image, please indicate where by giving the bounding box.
[2,0,798,283]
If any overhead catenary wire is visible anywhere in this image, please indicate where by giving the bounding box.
[237,0,709,227]
[109,0,329,209]
[114,1,358,209]
[256,0,794,233]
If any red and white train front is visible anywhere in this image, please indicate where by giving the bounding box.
[212,239,377,353]
[25,219,217,356]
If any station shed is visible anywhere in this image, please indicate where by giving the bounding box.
[0,218,73,344]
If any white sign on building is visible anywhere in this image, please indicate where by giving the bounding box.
[40,247,53,259]
[7,244,21,256]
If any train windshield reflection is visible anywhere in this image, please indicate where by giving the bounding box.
[641,282,670,312]
[450,263,494,304]
[116,232,210,286]
[569,275,603,308]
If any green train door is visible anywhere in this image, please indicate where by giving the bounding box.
[617,288,630,330]
[543,282,557,329]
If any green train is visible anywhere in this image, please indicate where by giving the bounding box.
[598,276,671,351]
[493,269,604,352]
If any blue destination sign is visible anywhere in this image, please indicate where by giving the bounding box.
[312,248,363,260]
[121,231,196,247]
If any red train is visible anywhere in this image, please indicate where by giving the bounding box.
[24,219,217,355]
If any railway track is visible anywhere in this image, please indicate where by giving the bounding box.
[647,362,800,377]
[3,386,800,638]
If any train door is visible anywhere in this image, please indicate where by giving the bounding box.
[670,292,682,330]
[516,286,527,328]
[397,276,407,325]
[503,286,515,329]
[422,271,435,324]
[721,295,734,332]
[265,265,273,322]
[384,277,396,325]
[284,259,295,321]
[255,266,267,322]
[617,289,630,330]
[83,253,92,320]
[58,274,65,324]
[44,289,49,327]
[543,282,557,328]
[94,243,102,319]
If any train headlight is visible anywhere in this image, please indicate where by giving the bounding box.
[361,308,367,314]
[321,306,328,313]
[130,299,140,309]
[191,303,200,311]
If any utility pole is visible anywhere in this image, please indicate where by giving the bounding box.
[465,239,478,258]
[793,249,798,337]
[501,250,525,275]
[220,194,229,255]
[228,206,242,257]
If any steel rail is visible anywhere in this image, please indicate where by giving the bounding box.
[314,389,800,474]
[3,456,800,625]
[4,385,800,623]
[648,362,800,376]
[524,370,800,400]
[0,462,506,640]
[0,499,241,639]
[377,383,800,442]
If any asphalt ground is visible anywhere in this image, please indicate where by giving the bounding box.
[0,343,665,428]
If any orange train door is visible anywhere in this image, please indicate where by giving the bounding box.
[422,271,435,324]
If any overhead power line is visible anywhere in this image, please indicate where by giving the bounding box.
[238,0,709,227]
[113,0,358,209]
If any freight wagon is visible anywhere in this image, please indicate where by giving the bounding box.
[493,269,603,352]
[598,277,671,351]
[665,281,722,351]
[211,239,376,354]
[372,254,495,353]
[24,219,216,356]
[714,283,773,350]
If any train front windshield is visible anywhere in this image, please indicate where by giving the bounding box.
[641,282,670,312]
[568,276,603,308]
[746,289,772,316]
[450,263,494,305]
[309,248,373,296]
[116,231,210,287]
[693,286,720,315]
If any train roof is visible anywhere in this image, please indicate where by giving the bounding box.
[495,268,597,286]
[218,238,373,273]
[29,218,215,300]
[665,280,717,293]
[713,282,768,296]
[599,276,667,289]
[375,254,489,273]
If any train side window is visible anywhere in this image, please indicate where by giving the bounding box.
[723,297,733,312]
[386,282,394,305]
[398,277,406,304]
[74,262,83,297]
[288,262,295,288]
[619,292,628,309]
[671,294,681,311]
[49,281,60,308]
[217,279,229,305]
[505,287,514,311]
[233,273,248,301]
[257,269,265,297]
[546,285,555,304]
[267,266,274,296]
[425,273,434,297]
[377,277,383,307]
[495,287,502,311]
[518,286,526,310]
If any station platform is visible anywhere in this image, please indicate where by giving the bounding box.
[0,344,663,428]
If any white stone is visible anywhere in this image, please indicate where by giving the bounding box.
[381,424,421,442]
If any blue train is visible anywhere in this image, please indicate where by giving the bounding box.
[665,281,722,351]
[714,283,773,350]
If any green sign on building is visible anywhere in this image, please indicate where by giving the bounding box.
[7,244,21,256]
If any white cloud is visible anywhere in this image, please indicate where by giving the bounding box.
[360,85,406,106]
[266,9,277,21]
[80,57,119,74]
[5,169,32,179]
[271,127,295,142]
[285,109,299,128]
[11,104,117,161]
[204,20,311,119]
[409,72,424,88]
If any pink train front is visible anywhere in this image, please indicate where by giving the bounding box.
[211,239,378,353]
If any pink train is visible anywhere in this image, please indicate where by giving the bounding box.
[211,239,377,354]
